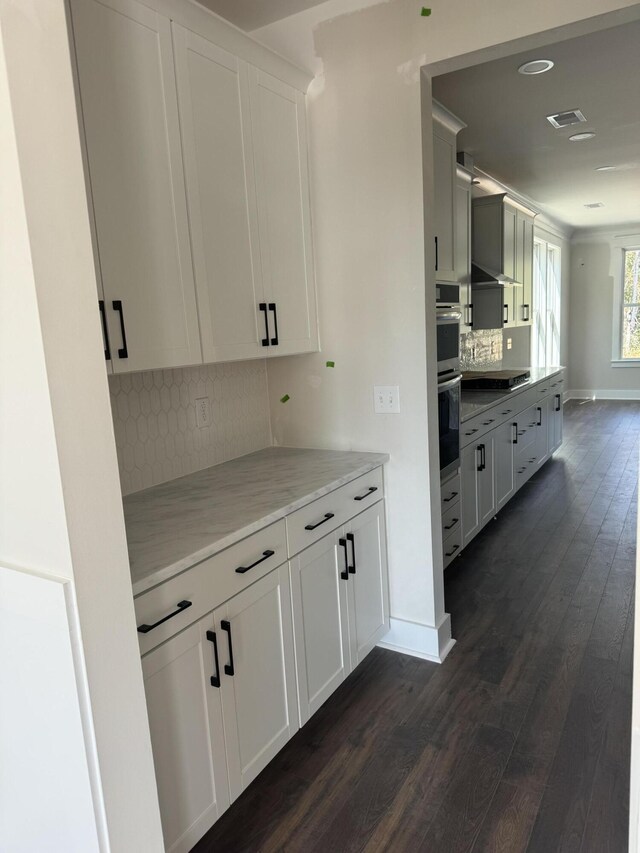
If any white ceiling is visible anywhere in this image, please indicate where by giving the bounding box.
[197,0,328,31]
[432,21,640,231]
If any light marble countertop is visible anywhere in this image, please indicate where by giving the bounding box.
[124,447,389,596]
[461,366,564,423]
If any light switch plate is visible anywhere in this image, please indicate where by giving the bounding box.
[374,385,400,414]
[195,397,211,428]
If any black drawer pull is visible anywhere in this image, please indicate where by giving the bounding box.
[206,630,221,688]
[501,410,512,415]
[268,302,279,346]
[443,491,458,503]
[555,394,561,412]
[445,543,459,558]
[305,512,335,531]
[444,518,459,530]
[221,620,235,676]
[137,600,192,633]
[259,303,269,346]
[99,300,111,361]
[112,299,128,359]
[235,549,275,574]
[354,486,378,501]
[482,419,495,425]
[339,537,349,580]
[346,532,356,574]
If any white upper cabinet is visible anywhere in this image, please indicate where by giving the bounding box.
[72,0,318,372]
[432,101,466,283]
[172,25,264,363]
[71,0,202,373]
[249,69,318,356]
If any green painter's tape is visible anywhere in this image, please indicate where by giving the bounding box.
[280,394,290,403]
[326,361,335,368]
[421,6,432,15]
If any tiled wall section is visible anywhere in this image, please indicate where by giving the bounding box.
[109,361,272,495]
[460,329,503,371]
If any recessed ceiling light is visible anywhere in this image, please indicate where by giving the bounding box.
[584,202,604,208]
[595,163,638,172]
[518,59,554,75]
[569,131,596,142]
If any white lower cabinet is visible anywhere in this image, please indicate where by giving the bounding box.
[494,419,516,511]
[459,372,564,552]
[290,501,389,726]
[138,470,389,850]
[461,439,495,546]
[142,621,230,853]
[142,564,296,852]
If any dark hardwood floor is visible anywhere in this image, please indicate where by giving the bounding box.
[193,400,637,852]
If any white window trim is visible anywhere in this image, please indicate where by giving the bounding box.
[612,243,640,364]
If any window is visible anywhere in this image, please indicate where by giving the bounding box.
[620,248,640,360]
[532,238,561,369]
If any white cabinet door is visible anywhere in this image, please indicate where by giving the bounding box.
[249,69,318,356]
[456,168,473,328]
[520,215,534,325]
[71,0,201,373]
[494,420,516,511]
[142,621,229,853]
[433,126,456,281]
[535,398,551,471]
[173,26,265,363]
[461,443,481,547]
[217,565,298,801]
[478,435,496,528]
[503,204,518,328]
[346,502,390,667]
[551,393,563,452]
[290,531,351,725]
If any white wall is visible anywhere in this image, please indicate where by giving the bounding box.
[254,0,639,660]
[568,229,640,397]
[0,1,164,849]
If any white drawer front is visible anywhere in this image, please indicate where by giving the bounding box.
[441,474,461,513]
[286,468,383,556]
[136,520,287,654]
[443,527,462,568]
[441,501,461,539]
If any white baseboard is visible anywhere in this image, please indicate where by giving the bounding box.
[377,613,455,663]
[566,389,640,401]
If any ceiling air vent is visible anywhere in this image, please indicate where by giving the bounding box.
[546,109,587,129]
[584,202,604,208]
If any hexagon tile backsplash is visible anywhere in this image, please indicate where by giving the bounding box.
[109,361,272,496]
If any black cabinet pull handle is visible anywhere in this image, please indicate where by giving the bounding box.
[482,419,495,426]
[221,620,235,676]
[435,235,439,271]
[445,543,459,557]
[512,422,518,445]
[477,445,484,472]
[523,303,530,322]
[503,303,509,325]
[555,394,561,412]
[354,486,378,501]
[537,407,543,426]
[305,512,335,531]
[235,549,274,574]
[444,518,459,530]
[112,300,128,359]
[443,491,458,502]
[137,600,192,633]
[468,303,473,327]
[346,532,356,574]
[339,537,349,580]
[259,303,269,346]
[99,300,111,361]
[501,409,512,415]
[206,630,221,688]
[268,303,279,346]
[481,444,486,470]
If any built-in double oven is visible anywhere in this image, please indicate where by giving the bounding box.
[436,283,461,481]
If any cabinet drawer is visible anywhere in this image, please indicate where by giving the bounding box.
[460,412,499,448]
[443,527,462,568]
[286,468,383,556]
[136,520,287,655]
[441,502,461,539]
[441,473,460,513]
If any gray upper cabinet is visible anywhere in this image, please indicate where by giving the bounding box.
[432,101,466,283]
[455,166,473,328]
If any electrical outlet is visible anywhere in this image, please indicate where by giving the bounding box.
[195,397,211,428]
[506,337,513,351]
[374,385,400,414]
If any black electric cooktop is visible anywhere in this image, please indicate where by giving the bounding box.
[461,369,530,391]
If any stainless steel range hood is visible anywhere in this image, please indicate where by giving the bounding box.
[471,263,520,287]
